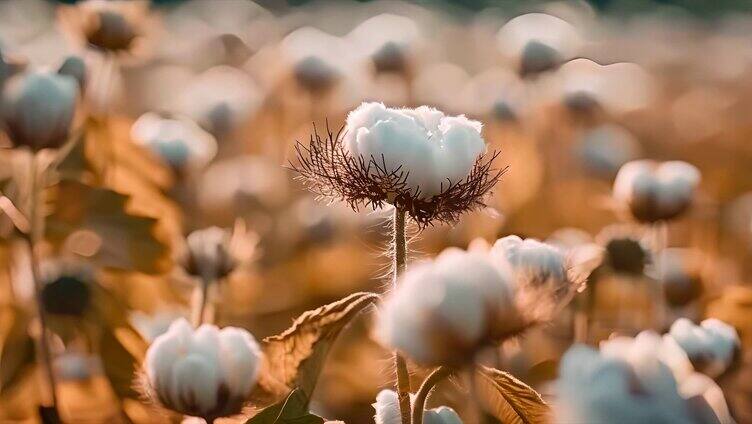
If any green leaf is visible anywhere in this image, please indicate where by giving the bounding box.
[254,292,379,405]
[475,366,550,424]
[246,388,324,424]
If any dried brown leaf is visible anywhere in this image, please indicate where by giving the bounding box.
[476,366,550,424]
[255,292,379,404]
[45,179,171,274]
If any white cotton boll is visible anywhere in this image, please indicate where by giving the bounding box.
[669,318,740,378]
[491,236,568,288]
[347,13,420,73]
[613,160,701,223]
[375,248,510,365]
[131,112,217,170]
[372,390,463,424]
[343,102,486,199]
[1,70,78,150]
[554,344,694,424]
[576,124,642,177]
[373,390,402,424]
[143,318,262,420]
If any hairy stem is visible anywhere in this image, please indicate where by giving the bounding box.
[412,366,452,424]
[393,207,411,424]
[26,154,59,413]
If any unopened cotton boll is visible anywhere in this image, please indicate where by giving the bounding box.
[375,248,512,365]
[131,112,217,170]
[143,318,262,421]
[669,318,740,378]
[343,102,486,199]
[613,160,701,223]
[1,71,78,151]
[373,390,462,424]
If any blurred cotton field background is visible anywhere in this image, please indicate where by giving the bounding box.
[1,0,752,423]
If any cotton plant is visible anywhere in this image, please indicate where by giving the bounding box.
[292,101,503,424]
[375,235,591,424]
[613,159,702,329]
[668,318,740,379]
[554,329,735,424]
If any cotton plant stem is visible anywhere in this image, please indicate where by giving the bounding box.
[392,207,412,424]
[651,222,668,331]
[25,154,59,412]
[192,272,216,327]
[412,366,452,424]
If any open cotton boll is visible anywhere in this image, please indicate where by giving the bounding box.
[375,248,510,365]
[143,318,262,421]
[669,318,740,378]
[489,236,577,303]
[131,112,217,170]
[372,390,463,424]
[613,160,701,223]
[347,13,420,73]
[554,344,695,424]
[343,102,486,199]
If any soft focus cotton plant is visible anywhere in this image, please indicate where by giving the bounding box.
[555,330,734,424]
[1,70,79,151]
[141,318,262,422]
[669,318,740,378]
[613,159,701,223]
[130,111,217,171]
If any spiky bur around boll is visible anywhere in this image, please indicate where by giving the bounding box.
[290,102,504,227]
[668,318,740,379]
[373,389,462,424]
[140,318,262,422]
[39,260,94,317]
[613,160,701,223]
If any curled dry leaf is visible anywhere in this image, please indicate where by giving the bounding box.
[45,179,171,274]
[476,366,550,424]
[252,292,380,406]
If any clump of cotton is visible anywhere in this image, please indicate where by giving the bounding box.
[669,318,740,378]
[373,390,463,424]
[131,112,217,170]
[555,330,734,424]
[496,13,581,77]
[375,248,512,365]
[347,13,420,73]
[576,124,642,177]
[142,318,262,421]
[343,102,486,199]
[613,159,701,223]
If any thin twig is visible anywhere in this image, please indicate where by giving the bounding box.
[25,153,59,412]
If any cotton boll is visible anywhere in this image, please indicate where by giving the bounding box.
[554,344,695,424]
[348,14,420,74]
[143,318,262,420]
[491,236,570,292]
[376,248,510,365]
[181,226,237,282]
[372,390,463,424]
[576,124,642,178]
[669,318,740,378]
[342,102,487,199]
[1,70,78,151]
[131,112,217,171]
[496,13,581,78]
[613,160,701,223]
